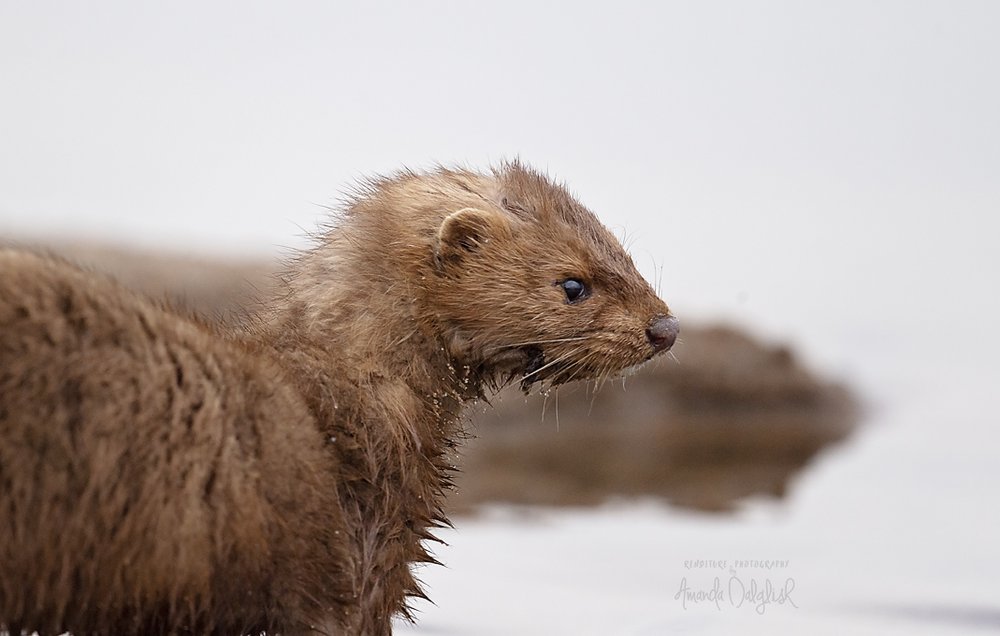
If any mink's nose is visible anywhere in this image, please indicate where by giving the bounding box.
[646,315,679,353]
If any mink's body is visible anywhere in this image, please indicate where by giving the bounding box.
[0,163,677,635]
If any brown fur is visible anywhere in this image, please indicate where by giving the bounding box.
[0,163,675,635]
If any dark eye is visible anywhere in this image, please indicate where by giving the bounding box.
[559,278,588,303]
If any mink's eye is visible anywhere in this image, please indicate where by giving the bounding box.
[559,279,588,303]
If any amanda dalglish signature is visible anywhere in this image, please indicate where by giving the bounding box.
[674,576,798,614]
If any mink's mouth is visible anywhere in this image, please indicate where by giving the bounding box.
[515,338,658,393]
[472,344,549,394]
[519,346,546,392]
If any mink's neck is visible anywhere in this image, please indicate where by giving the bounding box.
[258,237,472,415]
[249,233,470,625]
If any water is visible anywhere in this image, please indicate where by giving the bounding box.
[393,323,1000,634]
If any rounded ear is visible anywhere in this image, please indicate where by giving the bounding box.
[435,207,510,266]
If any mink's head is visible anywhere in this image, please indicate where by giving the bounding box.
[426,163,677,393]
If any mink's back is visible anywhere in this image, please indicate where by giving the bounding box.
[0,249,354,635]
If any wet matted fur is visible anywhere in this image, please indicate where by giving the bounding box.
[0,163,676,635]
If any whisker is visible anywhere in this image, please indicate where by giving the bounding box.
[540,347,590,390]
[564,350,599,386]
[504,336,588,348]
[554,387,560,432]
[520,350,577,381]
[595,367,611,392]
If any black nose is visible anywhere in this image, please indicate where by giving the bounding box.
[646,315,679,353]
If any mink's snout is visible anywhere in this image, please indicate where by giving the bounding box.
[646,315,679,353]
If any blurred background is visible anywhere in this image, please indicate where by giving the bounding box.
[1,2,998,634]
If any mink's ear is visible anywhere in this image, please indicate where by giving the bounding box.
[435,207,510,267]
